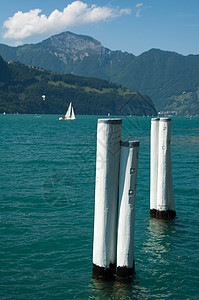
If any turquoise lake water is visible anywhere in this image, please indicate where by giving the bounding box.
[0,114,199,299]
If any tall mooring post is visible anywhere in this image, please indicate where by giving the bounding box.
[117,141,139,280]
[150,118,160,215]
[150,117,176,219]
[92,119,122,280]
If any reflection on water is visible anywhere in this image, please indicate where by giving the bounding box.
[136,217,182,298]
[89,278,146,300]
[142,218,177,266]
[89,279,115,299]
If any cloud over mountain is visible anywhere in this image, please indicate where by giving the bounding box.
[3,1,131,42]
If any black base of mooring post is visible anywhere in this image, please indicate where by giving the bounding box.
[150,209,176,219]
[92,263,116,280]
[116,262,135,282]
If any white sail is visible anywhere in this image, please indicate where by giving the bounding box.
[65,102,72,118]
[59,101,76,120]
[71,107,76,120]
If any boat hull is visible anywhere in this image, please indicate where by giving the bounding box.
[59,117,75,120]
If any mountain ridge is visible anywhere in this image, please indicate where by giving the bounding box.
[0,31,199,116]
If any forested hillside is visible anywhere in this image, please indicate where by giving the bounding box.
[0,56,157,116]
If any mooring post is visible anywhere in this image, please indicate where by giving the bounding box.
[117,141,139,280]
[167,119,176,218]
[150,117,176,219]
[156,118,170,217]
[150,118,160,217]
[156,118,176,218]
[92,119,122,280]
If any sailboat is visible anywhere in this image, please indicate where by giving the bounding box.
[59,102,76,120]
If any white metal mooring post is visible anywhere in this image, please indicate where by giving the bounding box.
[156,118,170,215]
[117,141,139,280]
[150,117,176,219]
[159,118,175,218]
[150,118,160,217]
[92,119,122,280]
[168,133,175,217]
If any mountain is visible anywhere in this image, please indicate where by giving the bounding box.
[116,49,199,116]
[0,31,199,116]
[0,32,134,82]
[0,56,157,116]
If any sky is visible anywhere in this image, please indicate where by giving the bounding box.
[0,0,199,56]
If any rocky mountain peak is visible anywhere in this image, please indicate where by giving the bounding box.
[43,31,104,61]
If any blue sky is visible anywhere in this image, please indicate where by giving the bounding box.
[0,0,199,56]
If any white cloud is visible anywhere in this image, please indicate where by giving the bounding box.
[136,3,144,8]
[3,1,131,42]
[135,3,144,18]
